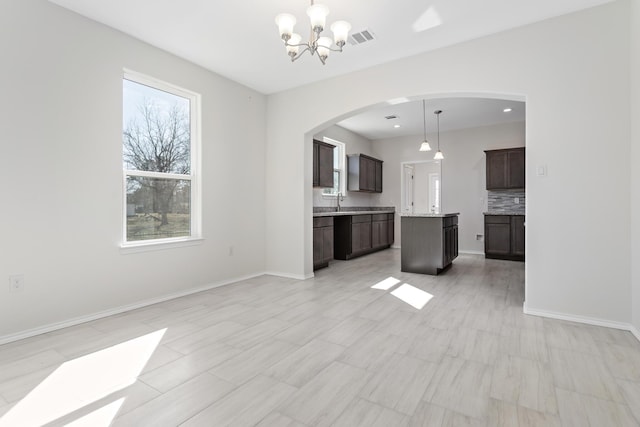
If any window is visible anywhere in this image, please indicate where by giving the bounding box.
[122,71,201,245]
[321,138,346,196]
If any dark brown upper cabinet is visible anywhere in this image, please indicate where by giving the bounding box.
[347,154,383,193]
[313,140,334,188]
[485,147,525,190]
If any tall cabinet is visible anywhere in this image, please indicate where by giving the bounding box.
[484,146,526,261]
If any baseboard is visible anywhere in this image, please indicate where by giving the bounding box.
[523,303,634,332]
[459,250,485,255]
[0,271,266,346]
[264,271,313,280]
[631,326,640,342]
[391,245,401,249]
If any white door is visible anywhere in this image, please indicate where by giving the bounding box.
[402,164,414,213]
[429,173,441,213]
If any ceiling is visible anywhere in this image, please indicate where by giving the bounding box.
[337,97,525,140]
[48,0,612,95]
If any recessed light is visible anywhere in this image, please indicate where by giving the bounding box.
[503,108,512,113]
[393,124,401,128]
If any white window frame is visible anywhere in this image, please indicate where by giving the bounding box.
[321,137,346,197]
[121,70,202,251]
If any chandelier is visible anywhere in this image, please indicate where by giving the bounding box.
[275,1,351,65]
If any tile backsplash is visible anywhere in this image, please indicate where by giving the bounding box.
[487,190,525,214]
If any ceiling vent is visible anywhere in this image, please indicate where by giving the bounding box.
[348,29,376,45]
[385,115,398,120]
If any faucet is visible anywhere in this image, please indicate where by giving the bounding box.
[337,192,343,212]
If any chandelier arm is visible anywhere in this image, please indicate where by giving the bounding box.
[290,46,312,62]
[325,46,344,53]
[284,42,311,48]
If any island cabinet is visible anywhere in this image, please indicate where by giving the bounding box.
[401,214,459,275]
[484,214,525,261]
[347,154,383,193]
[334,213,394,260]
[485,147,525,190]
[313,217,334,270]
[313,140,334,188]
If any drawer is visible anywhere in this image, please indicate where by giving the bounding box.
[484,215,511,224]
[372,214,388,221]
[351,214,372,224]
[313,217,333,228]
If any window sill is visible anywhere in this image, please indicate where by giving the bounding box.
[120,237,204,254]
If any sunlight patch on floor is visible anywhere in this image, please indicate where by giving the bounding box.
[371,277,401,290]
[391,283,433,309]
[65,398,125,427]
[0,329,165,427]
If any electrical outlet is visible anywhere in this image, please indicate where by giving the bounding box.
[514,197,520,204]
[9,275,24,292]
[476,234,483,241]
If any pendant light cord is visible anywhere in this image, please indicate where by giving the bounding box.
[422,100,427,140]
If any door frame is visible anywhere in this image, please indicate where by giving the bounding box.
[400,160,442,215]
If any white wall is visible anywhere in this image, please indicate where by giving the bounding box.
[372,122,525,252]
[0,0,267,339]
[312,125,381,208]
[267,2,632,324]
[631,0,640,336]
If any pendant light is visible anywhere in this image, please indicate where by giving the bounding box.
[419,100,431,152]
[433,109,444,160]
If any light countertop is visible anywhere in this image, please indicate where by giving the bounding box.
[483,212,525,216]
[313,210,395,217]
[400,212,459,218]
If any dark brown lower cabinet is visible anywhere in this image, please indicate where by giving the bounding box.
[484,214,525,261]
[372,214,390,248]
[313,217,334,270]
[334,213,394,260]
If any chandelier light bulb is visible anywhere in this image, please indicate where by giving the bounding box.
[307,3,329,32]
[275,13,296,40]
[420,141,432,152]
[287,33,302,55]
[316,37,333,59]
[331,20,351,46]
[434,150,444,160]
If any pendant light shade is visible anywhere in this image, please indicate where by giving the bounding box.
[418,100,432,152]
[433,109,444,160]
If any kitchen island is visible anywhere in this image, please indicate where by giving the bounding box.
[401,213,459,275]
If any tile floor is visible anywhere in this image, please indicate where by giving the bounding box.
[0,250,639,426]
